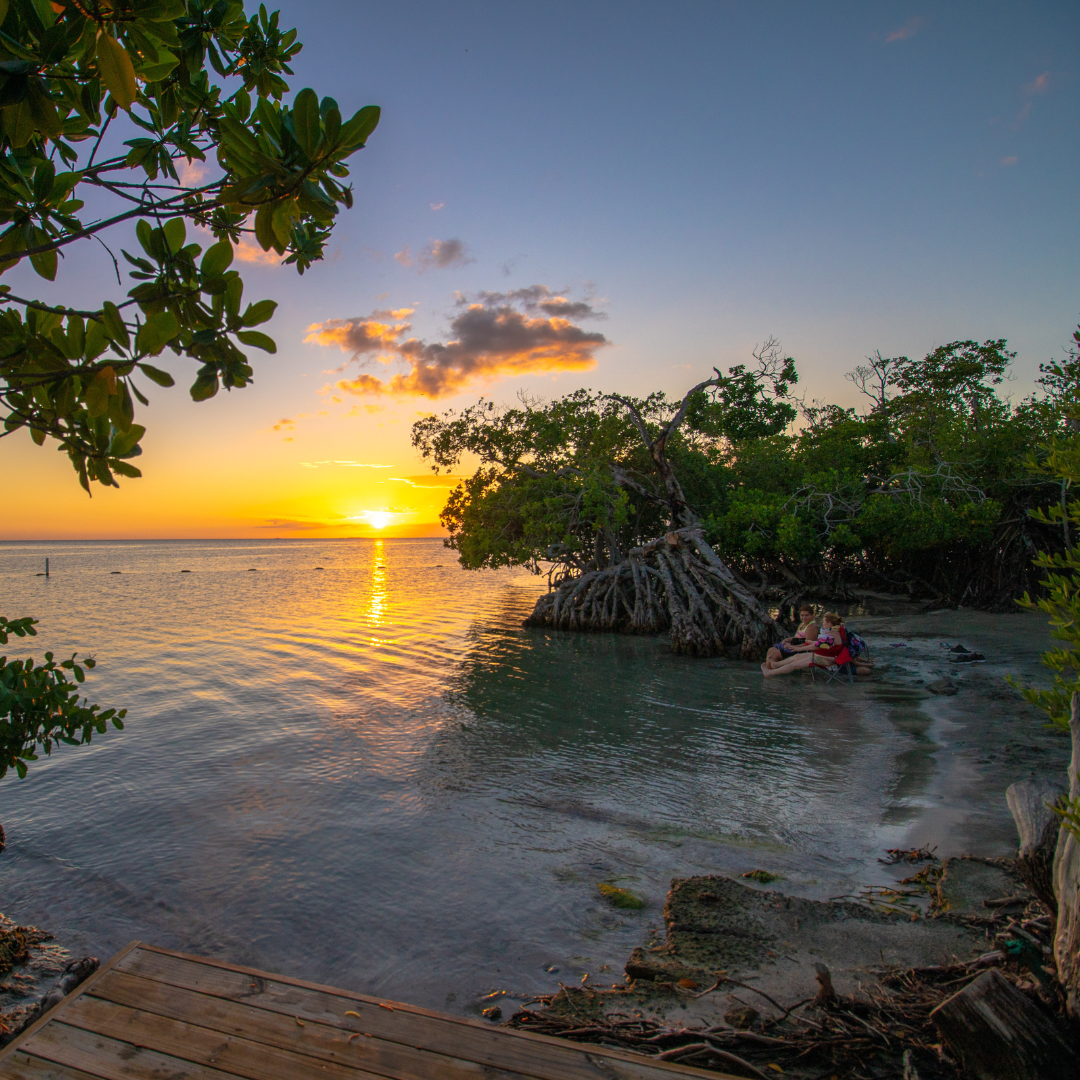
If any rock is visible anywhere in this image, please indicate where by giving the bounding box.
[933,857,1027,917]
[927,678,958,695]
[724,1005,760,1029]
[598,883,645,909]
[481,1005,502,1021]
[623,875,986,994]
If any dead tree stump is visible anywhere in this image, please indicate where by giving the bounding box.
[930,968,1077,1079]
[1007,776,1063,916]
[1054,691,1080,1019]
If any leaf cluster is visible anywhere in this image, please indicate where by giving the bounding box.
[0,614,125,779]
[0,0,379,489]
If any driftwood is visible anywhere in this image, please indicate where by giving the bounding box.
[1007,776,1063,916]
[525,525,784,658]
[929,967,1077,1079]
[1053,691,1080,1019]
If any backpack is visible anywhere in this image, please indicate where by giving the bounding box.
[846,630,868,658]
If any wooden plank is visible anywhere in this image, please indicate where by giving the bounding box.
[115,947,725,1080]
[0,1052,108,1080]
[18,1022,236,1080]
[0,943,144,1068]
[87,971,526,1080]
[55,996,391,1080]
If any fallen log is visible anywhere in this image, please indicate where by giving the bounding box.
[929,967,1077,1079]
[1007,775,1063,916]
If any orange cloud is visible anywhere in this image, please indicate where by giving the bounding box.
[886,17,921,42]
[1025,72,1049,95]
[235,241,281,266]
[307,290,610,399]
[1000,155,1018,167]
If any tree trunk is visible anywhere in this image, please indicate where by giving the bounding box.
[1007,776,1064,917]
[525,526,784,659]
[1053,691,1080,1018]
[930,968,1077,1079]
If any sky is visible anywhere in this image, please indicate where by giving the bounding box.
[2,1,1078,539]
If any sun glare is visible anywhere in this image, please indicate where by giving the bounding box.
[364,510,394,530]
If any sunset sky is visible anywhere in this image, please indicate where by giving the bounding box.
[2,1,1077,540]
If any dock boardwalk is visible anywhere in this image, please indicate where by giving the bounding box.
[0,943,735,1080]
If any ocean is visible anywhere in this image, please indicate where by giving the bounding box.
[0,537,985,1013]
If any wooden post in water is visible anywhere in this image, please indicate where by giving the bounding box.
[45,557,49,578]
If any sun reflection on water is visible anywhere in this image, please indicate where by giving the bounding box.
[366,539,392,645]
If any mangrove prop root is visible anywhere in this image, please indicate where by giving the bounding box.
[525,527,783,659]
[507,936,1069,1080]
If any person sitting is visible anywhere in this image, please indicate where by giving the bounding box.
[761,612,872,678]
[764,605,820,668]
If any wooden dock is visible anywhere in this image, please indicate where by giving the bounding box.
[0,942,733,1080]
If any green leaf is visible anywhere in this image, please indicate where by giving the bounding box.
[240,299,277,327]
[292,87,320,158]
[200,240,233,278]
[96,33,137,112]
[254,203,278,252]
[84,370,111,417]
[84,318,109,360]
[339,105,380,148]
[110,423,144,457]
[136,218,155,258]
[162,217,186,254]
[138,362,175,387]
[101,302,130,350]
[236,330,276,353]
[136,310,179,355]
[29,243,57,281]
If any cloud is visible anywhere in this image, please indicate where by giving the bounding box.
[1000,155,1018,167]
[431,202,444,210]
[235,241,281,266]
[1013,70,1051,128]
[386,475,464,487]
[1025,72,1049,96]
[886,17,921,42]
[395,238,474,271]
[465,284,606,320]
[259,518,334,530]
[307,287,610,399]
[299,460,394,468]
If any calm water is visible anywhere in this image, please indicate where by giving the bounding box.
[0,539,947,1012]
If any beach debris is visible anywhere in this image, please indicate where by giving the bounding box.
[482,1005,502,1021]
[880,845,938,865]
[926,678,958,695]
[295,1016,304,1026]
[344,1010,360,1018]
[378,1003,394,1011]
[597,882,645,909]
[741,870,781,884]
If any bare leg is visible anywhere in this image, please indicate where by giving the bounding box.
[762,653,815,678]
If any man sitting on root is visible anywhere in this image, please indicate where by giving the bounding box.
[764,605,820,667]
[761,612,872,678]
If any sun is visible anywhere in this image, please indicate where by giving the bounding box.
[364,510,394,530]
